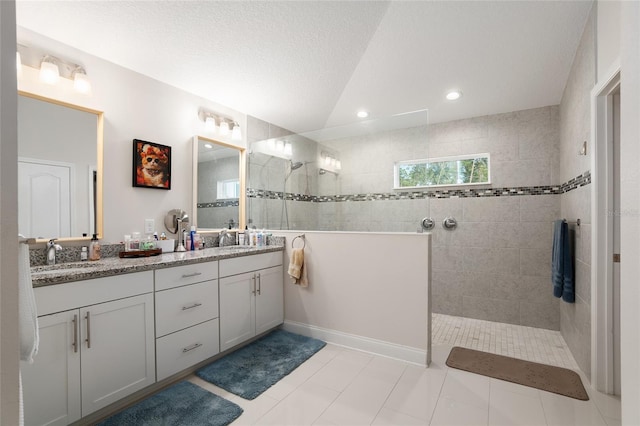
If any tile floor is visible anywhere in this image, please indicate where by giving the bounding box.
[187,314,622,425]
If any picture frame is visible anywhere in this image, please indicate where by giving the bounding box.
[133,139,171,189]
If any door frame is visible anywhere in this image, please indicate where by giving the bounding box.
[591,61,621,394]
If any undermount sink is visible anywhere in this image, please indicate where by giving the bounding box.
[31,262,96,274]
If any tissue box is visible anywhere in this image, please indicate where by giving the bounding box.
[156,239,175,253]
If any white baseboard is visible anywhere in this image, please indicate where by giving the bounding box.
[282,320,428,366]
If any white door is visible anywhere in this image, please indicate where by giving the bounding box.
[612,90,621,396]
[21,310,81,426]
[219,272,255,352]
[255,266,284,335]
[80,293,155,416]
[18,159,72,239]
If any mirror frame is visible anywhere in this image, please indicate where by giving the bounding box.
[192,135,246,231]
[18,90,104,242]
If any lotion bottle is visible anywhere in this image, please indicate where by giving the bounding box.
[89,234,101,261]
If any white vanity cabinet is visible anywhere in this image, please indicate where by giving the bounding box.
[22,272,155,425]
[154,261,220,381]
[219,252,283,352]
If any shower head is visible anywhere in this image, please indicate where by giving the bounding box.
[285,161,304,181]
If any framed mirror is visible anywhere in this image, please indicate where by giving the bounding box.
[192,136,246,231]
[18,91,103,242]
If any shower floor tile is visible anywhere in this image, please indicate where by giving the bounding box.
[432,313,579,370]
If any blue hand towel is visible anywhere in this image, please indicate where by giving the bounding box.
[551,220,574,303]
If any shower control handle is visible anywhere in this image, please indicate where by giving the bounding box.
[442,217,458,230]
[421,217,435,231]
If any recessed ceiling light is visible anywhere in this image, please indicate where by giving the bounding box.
[446,90,462,101]
[357,110,369,118]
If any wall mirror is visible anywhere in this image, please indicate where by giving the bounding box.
[18,91,103,241]
[192,136,246,231]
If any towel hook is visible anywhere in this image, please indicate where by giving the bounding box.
[292,234,306,249]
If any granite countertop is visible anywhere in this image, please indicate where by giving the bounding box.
[30,245,285,287]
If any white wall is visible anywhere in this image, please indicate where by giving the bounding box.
[596,0,621,80]
[16,27,247,243]
[278,231,431,365]
[0,2,20,424]
[619,0,640,423]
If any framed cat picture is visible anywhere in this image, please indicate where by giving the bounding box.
[133,139,171,189]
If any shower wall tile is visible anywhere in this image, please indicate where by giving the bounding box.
[520,248,552,277]
[491,159,552,187]
[462,296,520,325]
[433,293,463,317]
[558,3,595,380]
[520,300,560,330]
[520,195,561,222]
[520,275,557,305]
[429,197,463,222]
[449,222,493,248]
[462,196,520,222]
[462,247,520,275]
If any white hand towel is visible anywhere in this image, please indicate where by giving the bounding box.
[19,243,39,363]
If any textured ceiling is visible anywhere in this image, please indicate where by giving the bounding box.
[16,1,593,134]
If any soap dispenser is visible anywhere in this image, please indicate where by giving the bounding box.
[89,234,101,261]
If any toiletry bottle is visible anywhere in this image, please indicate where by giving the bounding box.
[89,234,101,261]
[190,226,196,251]
[257,230,263,247]
[81,246,88,261]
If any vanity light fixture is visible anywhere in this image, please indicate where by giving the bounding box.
[446,90,462,101]
[357,110,369,118]
[18,44,92,93]
[39,55,60,85]
[72,66,92,94]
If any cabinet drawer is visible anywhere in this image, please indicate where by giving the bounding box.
[155,280,218,337]
[35,271,153,316]
[156,319,219,381]
[219,251,283,278]
[154,261,218,291]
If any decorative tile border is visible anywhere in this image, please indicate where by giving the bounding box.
[247,171,591,203]
[197,200,239,208]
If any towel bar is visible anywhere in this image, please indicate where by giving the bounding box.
[292,234,305,249]
[564,218,581,227]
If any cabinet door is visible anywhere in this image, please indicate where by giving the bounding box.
[219,272,255,352]
[255,265,284,335]
[80,293,155,416]
[21,310,81,426]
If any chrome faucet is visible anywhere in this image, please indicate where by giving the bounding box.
[46,239,63,265]
[218,230,236,247]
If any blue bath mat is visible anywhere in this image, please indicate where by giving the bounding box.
[97,381,243,426]
[196,329,326,400]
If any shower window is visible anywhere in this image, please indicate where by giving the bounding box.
[217,179,240,199]
[394,153,490,189]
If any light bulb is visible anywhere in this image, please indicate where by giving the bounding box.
[336,160,342,170]
[357,110,369,118]
[276,140,284,152]
[219,120,230,135]
[39,56,59,85]
[73,67,91,94]
[284,142,292,156]
[330,157,336,167]
[324,155,331,166]
[267,139,276,150]
[205,116,216,132]
[232,123,241,140]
